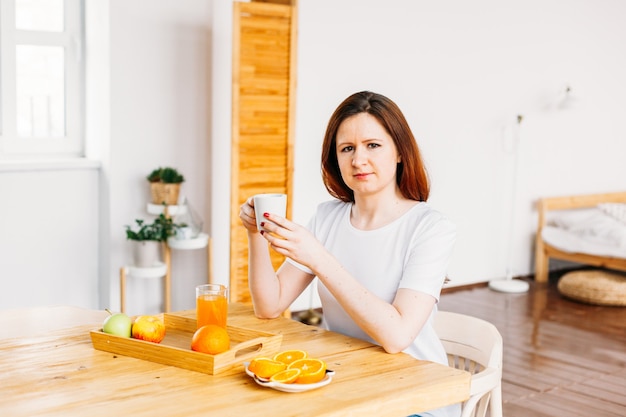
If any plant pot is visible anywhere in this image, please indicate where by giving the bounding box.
[175,226,194,240]
[150,183,181,205]
[133,241,161,267]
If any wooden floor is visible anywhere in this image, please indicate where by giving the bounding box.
[438,272,626,417]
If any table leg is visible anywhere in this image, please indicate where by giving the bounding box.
[164,243,171,312]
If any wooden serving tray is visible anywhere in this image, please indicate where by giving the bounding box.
[90,313,282,375]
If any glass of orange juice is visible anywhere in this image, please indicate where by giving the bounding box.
[195,284,228,329]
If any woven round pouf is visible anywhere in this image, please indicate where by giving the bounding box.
[557,270,626,306]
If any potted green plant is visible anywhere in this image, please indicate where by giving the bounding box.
[125,214,180,267]
[147,166,185,205]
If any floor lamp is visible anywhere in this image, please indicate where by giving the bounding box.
[489,114,530,293]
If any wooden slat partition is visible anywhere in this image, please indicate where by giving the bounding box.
[230,0,297,305]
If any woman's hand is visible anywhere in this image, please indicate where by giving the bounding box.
[241,204,318,318]
[259,213,328,271]
[239,197,259,233]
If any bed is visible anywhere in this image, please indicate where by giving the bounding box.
[534,191,626,283]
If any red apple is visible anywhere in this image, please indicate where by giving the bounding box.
[131,315,166,343]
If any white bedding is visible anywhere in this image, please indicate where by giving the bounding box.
[542,205,626,259]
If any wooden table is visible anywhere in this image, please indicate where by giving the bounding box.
[0,304,470,416]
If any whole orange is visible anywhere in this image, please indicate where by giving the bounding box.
[191,324,230,354]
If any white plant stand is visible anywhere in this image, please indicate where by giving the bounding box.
[120,204,211,313]
[119,261,167,314]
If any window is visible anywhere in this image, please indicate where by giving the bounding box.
[0,0,84,159]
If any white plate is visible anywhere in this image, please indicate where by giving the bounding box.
[244,362,334,393]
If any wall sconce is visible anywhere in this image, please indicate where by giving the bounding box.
[553,84,575,110]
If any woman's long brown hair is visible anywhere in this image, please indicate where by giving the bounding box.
[321,91,430,203]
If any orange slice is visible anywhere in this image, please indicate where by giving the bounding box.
[287,358,327,384]
[248,357,287,379]
[273,349,308,365]
[269,368,301,384]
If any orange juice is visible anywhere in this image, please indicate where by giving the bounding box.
[196,293,228,328]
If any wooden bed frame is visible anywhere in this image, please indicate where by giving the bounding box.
[535,191,626,283]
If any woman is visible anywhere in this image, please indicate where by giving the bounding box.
[239,91,458,417]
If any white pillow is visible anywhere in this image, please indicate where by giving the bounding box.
[547,207,599,229]
[547,207,626,247]
[598,203,626,225]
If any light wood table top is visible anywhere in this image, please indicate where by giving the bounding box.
[0,303,469,416]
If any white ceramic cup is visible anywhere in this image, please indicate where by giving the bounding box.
[253,193,287,231]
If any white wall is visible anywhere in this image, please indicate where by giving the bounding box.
[212,0,626,310]
[0,0,214,313]
[0,162,99,310]
[106,0,213,315]
[298,0,626,283]
[2,0,626,313]
[291,0,626,288]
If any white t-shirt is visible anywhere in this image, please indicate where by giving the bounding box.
[287,199,456,365]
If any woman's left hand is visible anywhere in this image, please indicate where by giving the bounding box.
[259,213,327,270]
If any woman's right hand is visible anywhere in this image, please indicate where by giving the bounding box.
[239,196,259,233]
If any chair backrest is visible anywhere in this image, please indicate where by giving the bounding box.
[434,311,503,417]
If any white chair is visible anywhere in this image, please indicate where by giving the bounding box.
[434,311,503,417]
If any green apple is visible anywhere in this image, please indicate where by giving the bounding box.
[102,309,132,338]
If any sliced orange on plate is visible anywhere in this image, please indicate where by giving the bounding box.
[269,368,301,384]
[248,357,286,379]
[287,358,327,384]
[273,349,308,365]
[248,351,330,385]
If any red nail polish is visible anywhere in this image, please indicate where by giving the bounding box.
[263,213,270,218]
[260,230,264,235]
[260,222,265,227]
